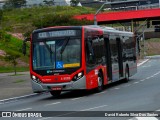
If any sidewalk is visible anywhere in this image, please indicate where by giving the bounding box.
[0,71,33,100]
[0,59,149,100]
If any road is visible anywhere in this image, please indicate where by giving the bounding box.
[0,58,160,120]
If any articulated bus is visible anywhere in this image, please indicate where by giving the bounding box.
[23,25,137,96]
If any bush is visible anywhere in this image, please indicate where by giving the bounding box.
[32,13,92,28]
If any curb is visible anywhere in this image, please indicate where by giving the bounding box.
[0,93,42,104]
[137,59,149,67]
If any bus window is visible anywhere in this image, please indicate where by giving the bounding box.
[86,38,96,64]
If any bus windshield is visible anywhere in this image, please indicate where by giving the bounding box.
[32,38,81,70]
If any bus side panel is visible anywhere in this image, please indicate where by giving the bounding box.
[86,70,98,90]
[86,65,107,89]
[84,27,108,89]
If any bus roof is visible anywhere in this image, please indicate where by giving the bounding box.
[33,25,133,36]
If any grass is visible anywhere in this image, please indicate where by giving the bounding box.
[146,38,160,42]
[0,32,30,63]
[2,6,95,33]
[0,66,29,73]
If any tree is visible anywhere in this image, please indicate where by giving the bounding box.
[4,51,20,75]
[70,0,78,7]
[0,10,3,24]
[43,0,54,6]
[4,0,26,9]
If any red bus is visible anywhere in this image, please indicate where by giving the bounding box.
[23,25,137,96]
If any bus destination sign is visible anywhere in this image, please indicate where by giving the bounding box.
[38,30,76,39]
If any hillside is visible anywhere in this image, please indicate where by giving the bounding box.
[0,6,95,73]
[2,6,94,34]
[0,30,30,73]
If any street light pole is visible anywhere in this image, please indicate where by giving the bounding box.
[94,15,97,25]
[94,2,109,25]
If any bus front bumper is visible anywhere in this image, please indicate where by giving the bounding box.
[31,76,86,93]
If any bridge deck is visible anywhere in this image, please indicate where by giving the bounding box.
[74,8,160,24]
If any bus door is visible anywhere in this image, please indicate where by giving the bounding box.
[116,38,123,77]
[104,36,112,82]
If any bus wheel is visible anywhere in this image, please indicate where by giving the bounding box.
[97,73,103,92]
[50,90,61,97]
[124,67,129,82]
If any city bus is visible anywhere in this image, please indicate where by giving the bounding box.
[23,25,137,97]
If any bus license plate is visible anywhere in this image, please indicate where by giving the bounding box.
[51,87,62,90]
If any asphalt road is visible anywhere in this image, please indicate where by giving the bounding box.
[0,58,160,120]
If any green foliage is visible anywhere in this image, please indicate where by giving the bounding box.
[2,6,95,33]
[4,51,20,66]
[0,30,29,63]
[0,30,11,42]
[0,66,29,73]
[4,50,21,75]
[32,13,92,28]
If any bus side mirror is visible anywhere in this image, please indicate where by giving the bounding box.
[22,38,30,56]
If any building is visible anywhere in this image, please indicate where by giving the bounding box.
[54,0,70,6]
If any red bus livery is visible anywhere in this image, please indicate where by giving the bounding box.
[23,25,137,96]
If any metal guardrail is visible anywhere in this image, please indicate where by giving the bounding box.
[110,3,160,11]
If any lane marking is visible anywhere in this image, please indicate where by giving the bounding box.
[80,105,108,111]
[134,82,139,84]
[16,107,32,111]
[138,71,160,83]
[38,117,52,120]
[0,93,39,103]
[95,91,106,95]
[124,84,131,87]
[38,105,108,120]
[71,97,84,101]
[131,117,158,120]
[156,109,160,111]
[45,102,61,106]
[144,71,160,80]
[114,87,120,90]
[140,79,145,82]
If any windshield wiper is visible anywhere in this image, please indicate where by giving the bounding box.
[43,42,55,54]
[60,37,70,61]
[44,42,54,64]
[60,37,70,54]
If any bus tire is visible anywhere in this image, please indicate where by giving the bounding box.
[96,72,104,92]
[50,90,61,97]
[124,66,129,82]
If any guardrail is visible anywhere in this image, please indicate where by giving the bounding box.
[110,3,160,11]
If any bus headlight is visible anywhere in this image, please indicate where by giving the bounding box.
[73,71,84,81]
[31,75,41,83]
[32,75,36,80]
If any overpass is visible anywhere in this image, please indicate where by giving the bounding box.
[74,8,160,24]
